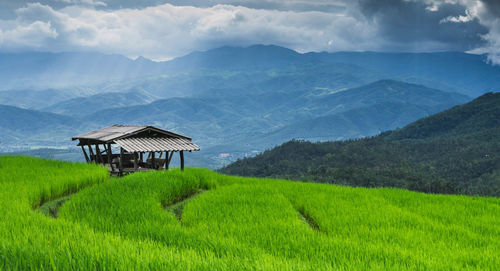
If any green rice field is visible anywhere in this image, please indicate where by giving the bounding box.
[0,156,499,270]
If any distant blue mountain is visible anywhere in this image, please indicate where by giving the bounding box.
[0,52,166,90]
[164,45,500,97]
[1,45,498,97]
[0,88,78,109]
[305,51,500,96]
[164,45,304,70]
[42,88,158,116]
[0,104,77,149]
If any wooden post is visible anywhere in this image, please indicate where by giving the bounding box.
[81,146,90,162]
[157,152,163,169]
[107,144,112,165]
[107,144,114,173]
[151,152,156,170]
[119,147,124,176]
[134,152,138,171]
[102,144,108,160]
[95,144,103,164]
[166,151,174,170]
[180,151,184,171]
[162,151,168,169]
[140,152,143,163]
[88,145,95,163]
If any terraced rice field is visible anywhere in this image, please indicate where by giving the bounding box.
[1,156,499,270]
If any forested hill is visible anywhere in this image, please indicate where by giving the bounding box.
[220,92,500,196]
[386,92,500,140]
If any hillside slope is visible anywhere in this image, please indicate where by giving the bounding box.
[263,79,470,129]
[387,92,500,140]
[262,102,450,142]
[221,92,500,196]
[42,88,158,116]
[0,105,75,132]
[1,156,498,269]
[0,105,79,149]
[76,80,469,163]
[0,88,81,109]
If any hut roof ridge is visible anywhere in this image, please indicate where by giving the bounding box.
[72,124,190,142]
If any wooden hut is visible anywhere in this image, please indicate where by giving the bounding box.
[72,125,200,175]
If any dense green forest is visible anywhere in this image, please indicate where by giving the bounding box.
[221,92,500,196]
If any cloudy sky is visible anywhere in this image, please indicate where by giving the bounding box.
[0,0,498,63]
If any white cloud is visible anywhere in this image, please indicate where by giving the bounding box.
[426,4,440,12]
[0,2,378,59]
[1,20,58,48]
[56,0,106,7]
[475,3,500,64]
[440,13,474,23]
[0,1,497,64]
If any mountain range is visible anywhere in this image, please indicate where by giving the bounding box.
[0,44,498,167]
[42,88,158,116]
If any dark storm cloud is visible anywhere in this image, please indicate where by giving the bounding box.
[357,0,488,51]
[482,0,500,17]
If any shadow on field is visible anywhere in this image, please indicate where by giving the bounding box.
[296,208,321,232]
[164,189,206,225]
[37,194,73,218]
